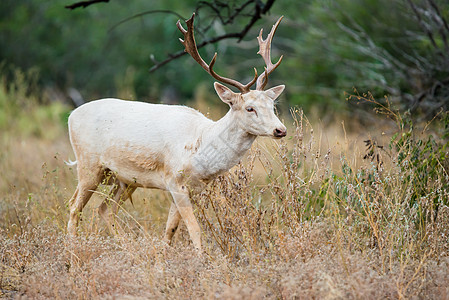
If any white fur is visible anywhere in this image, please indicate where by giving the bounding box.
[67,83,286,251]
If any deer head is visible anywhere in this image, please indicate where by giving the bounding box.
[177,13,286,138]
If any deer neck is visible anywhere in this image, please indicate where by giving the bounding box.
[193,110,256,178]
[213,110,256,154]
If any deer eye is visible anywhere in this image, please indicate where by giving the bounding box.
[246,107,255,113]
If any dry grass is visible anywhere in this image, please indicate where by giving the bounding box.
[1,75,449,299]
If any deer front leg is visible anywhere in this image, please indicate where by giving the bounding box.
[169,185,201,252]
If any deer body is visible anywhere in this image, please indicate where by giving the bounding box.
[67,13,286,251]
[69,99,216,190]
[68,97,262,190]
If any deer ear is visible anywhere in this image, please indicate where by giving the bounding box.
[214,82,238,107]
[265,85,285,100]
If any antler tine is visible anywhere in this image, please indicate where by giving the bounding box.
[176,14,209,73]
[256,16,284,91]
[177,13,257,93]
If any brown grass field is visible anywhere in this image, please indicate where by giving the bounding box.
[1,73,448,299]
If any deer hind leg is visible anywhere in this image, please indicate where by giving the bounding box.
[169,185,201,251]
[98,181,136,234]
[67,165,103,236]
[164,202,181,245]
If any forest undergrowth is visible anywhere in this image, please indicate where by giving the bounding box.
[1,71,448,299]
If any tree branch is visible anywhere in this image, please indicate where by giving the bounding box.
[149,0,276,72]
[65,0,110,10]
[406,0,441,53]
[108,10,187,33]
[149,32,242,73]
[426,0,449,52]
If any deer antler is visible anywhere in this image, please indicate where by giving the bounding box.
[256,16,284,91]
[177,13,258,94]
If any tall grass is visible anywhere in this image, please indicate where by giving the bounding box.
[1,72,448,299]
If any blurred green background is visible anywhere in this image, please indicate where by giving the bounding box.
[1,0,448,118]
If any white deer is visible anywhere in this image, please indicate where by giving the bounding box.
[67,13,286,251]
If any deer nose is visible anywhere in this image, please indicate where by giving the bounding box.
[273,128,287,138]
